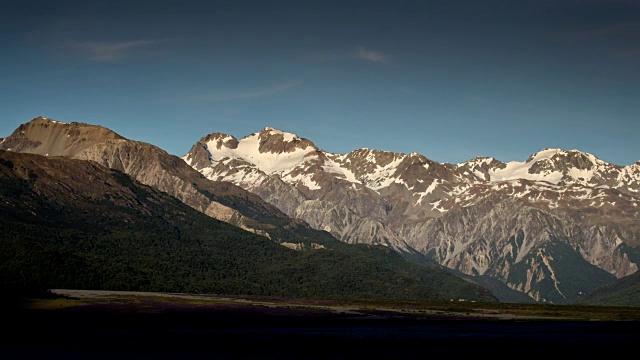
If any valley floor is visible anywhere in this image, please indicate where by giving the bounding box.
[2,289,639,358]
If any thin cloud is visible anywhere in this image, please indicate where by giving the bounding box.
[302,47,392,64]
[356,47,389,64]
[199,81,301,102]
[66,39,162,62]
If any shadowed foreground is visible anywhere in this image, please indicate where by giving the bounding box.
[2,290,639,359]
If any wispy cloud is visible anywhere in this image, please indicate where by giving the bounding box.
[65,39,163,62]
[356,47,389,64]
[198,81,301,102]
[302,47,392,64]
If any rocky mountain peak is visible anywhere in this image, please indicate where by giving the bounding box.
[621,162,640,193]
[200,132,239,150]
[252,127,317,154]
[408,152,429,163]
[455,156,507,181]
[465,156,505,167]
[623,160,640,173]
[0,116,124,156]
[407,152,438,166]
[339,148,405,168]
[526,148,603,170]
[186,127,321,176]
[32,116,64,124]
[525,148,566,163]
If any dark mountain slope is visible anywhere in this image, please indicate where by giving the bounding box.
[578,270,640,307]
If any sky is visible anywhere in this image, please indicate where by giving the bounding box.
[1,0,639,165]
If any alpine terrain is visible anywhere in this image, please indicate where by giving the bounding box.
[183,126,640,304]
[0,117,495,302]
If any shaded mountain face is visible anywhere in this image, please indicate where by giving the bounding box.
[185,127,640,304]
[0,150,497,302]
[577,269,640,307]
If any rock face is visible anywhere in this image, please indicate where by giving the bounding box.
[0,116,124,156]
[184,127,640,304]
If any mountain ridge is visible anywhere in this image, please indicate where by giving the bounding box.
[184,125,640,304]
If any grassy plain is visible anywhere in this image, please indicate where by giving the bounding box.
[18,289,639,321]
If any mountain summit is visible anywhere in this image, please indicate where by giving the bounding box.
[0,116,123,156]
[457,148,640,193]
[185,127,320,178]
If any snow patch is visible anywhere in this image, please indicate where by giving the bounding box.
[321,156,360,184]
[484,149,613,187]
[529,148,563,162]
[416,179,441,204]
[360,155,406,190]
[206,132,314,174]
[489,160,563,184]
[284,172,322,190]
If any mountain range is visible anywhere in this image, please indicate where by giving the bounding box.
[182,126,640,304]
[2,116,639,305]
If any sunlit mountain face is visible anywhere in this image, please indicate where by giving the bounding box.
[184,125,640,304]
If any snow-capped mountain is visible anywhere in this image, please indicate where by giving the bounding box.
[184,127,419,255]
[185,127,640,303]
[456,148,640,194]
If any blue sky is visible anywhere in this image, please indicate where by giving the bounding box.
[1,0,639,165]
